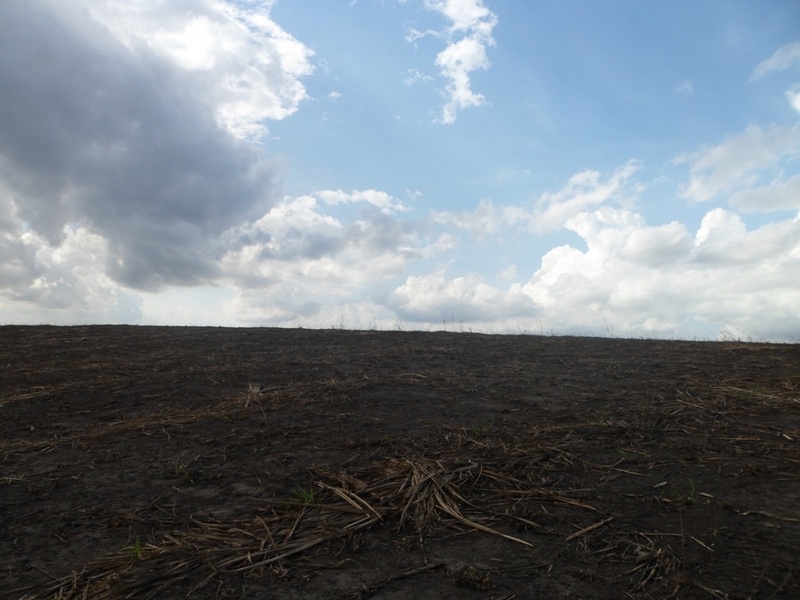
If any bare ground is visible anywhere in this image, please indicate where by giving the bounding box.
[1,325,798,599]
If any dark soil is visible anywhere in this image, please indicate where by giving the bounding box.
[1,325,799,599]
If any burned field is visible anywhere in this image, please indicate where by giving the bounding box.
[1,325,798,599]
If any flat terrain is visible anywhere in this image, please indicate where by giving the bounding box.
[1,326,799,599]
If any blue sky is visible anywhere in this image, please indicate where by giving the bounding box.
[1,0,799,340]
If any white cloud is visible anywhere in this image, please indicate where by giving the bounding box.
[750,40,800,81]
[730,174,800,212]
[424,143,800,339]
[416,0,498,123]
[676,79,694,95]
[315,189,407,213]
[0,222,142,324]
[521,206,800,340]
[405,27,440,44]
[399,197,800,340]
[432,161,643,236]
[566,208,692,266]
[531,161,642,232]
[788,85,800,114]
[750,40,800,117]
[425,0,495,33]
[388,269,536,324]
[498,265,517,280]
[435,36,491,122]
[433,198,527,237]
[0,0,312,293]
[693,208,800,264]
[677,123,800,202]
[79,0,314,140]
[216,191,450,323]
[691,208,748,261]
[403,68,434,85]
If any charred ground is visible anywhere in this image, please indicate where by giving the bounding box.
[1,326,798,599]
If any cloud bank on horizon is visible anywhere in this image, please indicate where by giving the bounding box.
[1,0,799,341]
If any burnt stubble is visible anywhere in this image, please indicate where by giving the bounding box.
[1,326,798,599]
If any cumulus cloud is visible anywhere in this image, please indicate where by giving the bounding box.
[230,194,434,274]
[404,169,800,340]
[693,208,800,264]
[750,40,800,81]
[433,161,642,235]
[676,123,800,202]
[388,269,536,324]
[0,213,143,324]
[412,200,800,341]
[0,0,312,297]
[531,161,642,232]
[566,208,692,266]
[416,0,498,123]
[79,0,314,140]
[519,206,800,340]
[217,191,450,323]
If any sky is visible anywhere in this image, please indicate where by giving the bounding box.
[1,0,799,341]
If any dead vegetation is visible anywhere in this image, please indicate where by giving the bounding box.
[1,326,798,599]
